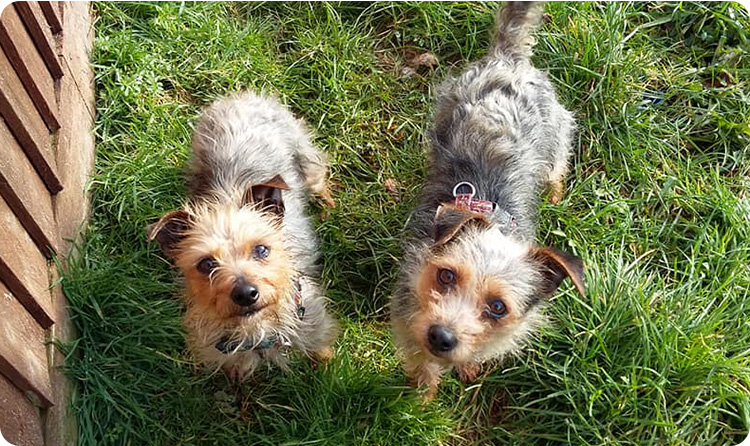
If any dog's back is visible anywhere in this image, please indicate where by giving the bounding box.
[424,1,574,236]
[187,92,311,201]
[185,92,329,276]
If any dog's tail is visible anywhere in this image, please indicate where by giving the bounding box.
[492,1,545,59]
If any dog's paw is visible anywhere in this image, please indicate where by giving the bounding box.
[225,365,245,382]
[419,383,439,403]
[455,362,482,384]
[319,188,336,209]
[548,180,564,204]
[310,347,334,370]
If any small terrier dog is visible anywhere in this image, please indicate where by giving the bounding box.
[391,2,585,400]
[148,92,338,380]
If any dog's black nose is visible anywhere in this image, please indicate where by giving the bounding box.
[427,325,457,354]
[231,283,259,307]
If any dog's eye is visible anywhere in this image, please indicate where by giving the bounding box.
[485,299,507,319]
[197,257,217,274]
[253,244,270,260]
[437,268,456,286]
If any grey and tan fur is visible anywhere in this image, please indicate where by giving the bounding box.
[148,92,338,380]
[390,2,585,400]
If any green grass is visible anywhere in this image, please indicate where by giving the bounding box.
[62,2,750,445]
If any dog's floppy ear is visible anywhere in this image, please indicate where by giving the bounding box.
[146,210,191,257]
[530,246,585,298]
[433,204,488,246]
[242,175,291,217]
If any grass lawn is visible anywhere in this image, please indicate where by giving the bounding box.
[63,2,750,445]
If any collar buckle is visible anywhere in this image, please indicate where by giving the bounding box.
[453,181,495,214]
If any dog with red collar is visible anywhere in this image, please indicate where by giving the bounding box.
[390,2,585,400]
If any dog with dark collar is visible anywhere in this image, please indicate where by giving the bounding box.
[390,2,585,400]
[148,92,338,380]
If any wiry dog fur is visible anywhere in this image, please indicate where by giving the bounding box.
[390,2,585,400]
[148,92,338,380]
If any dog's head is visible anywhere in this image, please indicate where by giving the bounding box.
[407,205,585,365]
[148,176,295,328]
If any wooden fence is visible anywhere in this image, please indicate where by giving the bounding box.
[0,1,94,445]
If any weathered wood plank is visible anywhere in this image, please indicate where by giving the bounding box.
[0,47,62,194]
[0,5,60,132]
[0,280,53,408]
[57,2,67,29]
[54,1,95,254]
[0,119,58,255]
[39,1,63,34]
[0,195,54,328]
[0,373,44,446]
[43,271,78,445]
[13,1,63,79]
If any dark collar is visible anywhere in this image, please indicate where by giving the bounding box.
[215,334,286,353]
[215,276,306,354]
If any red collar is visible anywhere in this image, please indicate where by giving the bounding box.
[453,182,517,228]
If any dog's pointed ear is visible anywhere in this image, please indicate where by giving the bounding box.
[242,175,290,217]
[146,210,191,257]
[531,246,585,298]
[433,204,488,246]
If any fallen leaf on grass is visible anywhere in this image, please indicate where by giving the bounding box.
[384,178,401,202]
